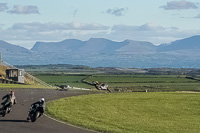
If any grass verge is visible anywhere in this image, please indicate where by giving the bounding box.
[0,83,54,89]
[46,92,200,133]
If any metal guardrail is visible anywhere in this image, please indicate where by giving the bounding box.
[24,72,52,87]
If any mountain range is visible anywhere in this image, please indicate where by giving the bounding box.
[1,35,200,68]
[31,38,157,54]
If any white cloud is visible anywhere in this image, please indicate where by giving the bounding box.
[8,5,39,14]
[0,22,200,48]
[0,3,8,12]
[111,23,166,34]
[0,22,110,48]
[105,7,128,16]
[11,22,109,31]
[160,0,198,10]
[110,23,199,45]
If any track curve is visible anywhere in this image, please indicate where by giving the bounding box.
[0,89,97,133]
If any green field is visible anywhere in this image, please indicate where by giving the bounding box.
[85,75,200,92]
[21,65,200,92]
[46,92,200,133]
[36,75,92,88]
[36,74,200,92]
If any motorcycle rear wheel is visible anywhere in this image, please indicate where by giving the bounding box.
[31,111,40,122]
[1,107,7,117]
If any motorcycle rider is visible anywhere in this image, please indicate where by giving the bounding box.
[93,81,111,92]
[27,97,45,121]
[1,90,17,113]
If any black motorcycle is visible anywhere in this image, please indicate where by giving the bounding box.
[27,104,42,122]
[0,102,11,117]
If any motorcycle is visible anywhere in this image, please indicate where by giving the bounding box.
[0,102,11,117]
[27,104,41,122]
[92,81,111,92]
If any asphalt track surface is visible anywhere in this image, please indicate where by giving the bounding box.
[0,89,98,133]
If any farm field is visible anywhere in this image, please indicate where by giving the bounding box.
[35,74,200,92]
[84,75,200,92]
[18,64,200,92]
[46,92,200,133]
[36,75,92,88]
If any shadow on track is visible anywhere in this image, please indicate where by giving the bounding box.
[0,120,28,122]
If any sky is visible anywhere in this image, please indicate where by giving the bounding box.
[0,0,200,49]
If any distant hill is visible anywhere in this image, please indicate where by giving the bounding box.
[0,40,30,65]
[158,35,200,52]
[1,35,200,68]
[114,40,156,54]
[31,38,156,54]
[0,40,29,54]
[31,39,83,53]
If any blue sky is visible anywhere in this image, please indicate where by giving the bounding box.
[0,0,200,49]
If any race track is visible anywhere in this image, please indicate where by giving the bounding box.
[0,89,98,133]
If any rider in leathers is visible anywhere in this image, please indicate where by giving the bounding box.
[1,91,17,113]
[27,98,45,121]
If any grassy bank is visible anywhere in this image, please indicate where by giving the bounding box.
[0,83,53,89]
[46,92,200,133]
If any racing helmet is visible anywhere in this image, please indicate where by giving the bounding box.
[10,91,14,95]
[39,97,45,102]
